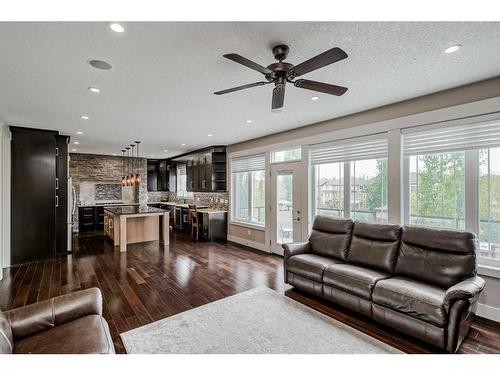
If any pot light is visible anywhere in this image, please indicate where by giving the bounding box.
[76,131,83,135]
[445,44,462,54]
[74,141,80,145]
[150,154,155,157]
[109,23,125,33]
[245,120,253,124]
[311,96,319,101]
[181,143,186,146]
[72,149,77,152]
[207,134,213,137]
[163,149,168,153]
[88,59,113,71]
[88,87,100,93]
[80,115,89,120]
[113,153,117,156]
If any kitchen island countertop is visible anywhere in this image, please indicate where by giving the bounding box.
[104,205,167,216]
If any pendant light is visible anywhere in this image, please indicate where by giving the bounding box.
[130,144,136,186]
[126,147,131,186]
[121,149,127,185]
[135,141,141,185]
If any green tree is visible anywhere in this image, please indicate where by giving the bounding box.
[363,159,387,210]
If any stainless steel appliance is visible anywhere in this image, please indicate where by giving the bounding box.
[68,177,76,251]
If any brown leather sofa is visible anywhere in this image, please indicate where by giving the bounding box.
[0,287,115,354]
[283,216,485,352]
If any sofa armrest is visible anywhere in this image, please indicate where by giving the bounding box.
[6,287,103,341]
[444,276,485,312]
[282,242,311,260]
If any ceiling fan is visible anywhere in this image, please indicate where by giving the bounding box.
[214,44,348,110]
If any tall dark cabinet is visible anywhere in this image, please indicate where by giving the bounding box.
[10,127,69,265]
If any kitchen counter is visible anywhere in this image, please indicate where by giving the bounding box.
[104,206,169,252]
[104,205,167,216]
[148,201,208,209]
[79,202,140,207]
[197,208,228,214]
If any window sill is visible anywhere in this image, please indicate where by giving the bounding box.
[478,264,500,279]
[229,220,266,231]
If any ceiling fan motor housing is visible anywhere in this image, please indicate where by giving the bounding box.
[272,44,289,61]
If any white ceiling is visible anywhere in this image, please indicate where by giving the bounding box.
[1,22,500,157]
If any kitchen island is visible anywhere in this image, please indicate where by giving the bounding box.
[104,206,169,252]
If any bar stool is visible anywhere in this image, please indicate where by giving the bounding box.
[188,204,200,240]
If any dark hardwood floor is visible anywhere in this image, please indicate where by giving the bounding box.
[1,232,499,354]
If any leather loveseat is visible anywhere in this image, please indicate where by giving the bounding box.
[283,215,485,352]
[0,287,115,354]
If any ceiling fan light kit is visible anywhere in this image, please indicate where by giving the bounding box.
[214,44,348,110]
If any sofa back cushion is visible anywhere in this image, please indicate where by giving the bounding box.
[347,222,402,273]
[309,216,353,260]
[395,225,477,288]
[0,313,13,354]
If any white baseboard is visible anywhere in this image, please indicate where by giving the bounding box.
[477,303,500,322]
[227,235,270,253]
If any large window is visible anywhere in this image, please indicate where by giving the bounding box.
[403,115,500,265]
[311,135,388,223]
[231,154,266,225]
[479,147,500,260]
[176,164,193,198]
[408,152,465,229]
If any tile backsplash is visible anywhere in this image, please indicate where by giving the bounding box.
[95,183,122,201]
[147,191,229,210]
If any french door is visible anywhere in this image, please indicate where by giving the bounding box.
[270,162,303,255]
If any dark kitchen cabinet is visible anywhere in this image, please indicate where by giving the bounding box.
[168,162,177,192]
[10,126,69,265]
[78,206,104,232]
[147,160,158,191]
[178,146,226,193]
[158,160,169,191]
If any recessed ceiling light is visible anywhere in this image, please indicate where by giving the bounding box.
[112,153,117,156]
[163,149,168,152]
[88,87,100,93]
[76,131,83,135]
[181,143,186,146]
[245,120,253,124]
[74,141,80,145]
[445,44,462,54]
[108,23,125,33]
[72,149,77,152]
[80,115,89,120]
[87,59,113,71]
[207,134,213,137]
[311,96,319,101]
[150,154,155,157]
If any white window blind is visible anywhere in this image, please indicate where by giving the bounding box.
[310,134,388,165]
[403,115,500,156]
[231,154,266,172]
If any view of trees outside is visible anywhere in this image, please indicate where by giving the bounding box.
[409,152,465,230]
[313,159,387,222]
[233,170,265,224]
[479,147,500,259]
[272,148,301,163]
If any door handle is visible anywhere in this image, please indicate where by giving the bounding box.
[293,217,301,221]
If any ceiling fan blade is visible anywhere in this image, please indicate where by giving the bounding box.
[294,79,348,96]
[214,81,269,95]
[223,54,273,75]
[272,84,285,110]
[289,47,348,77]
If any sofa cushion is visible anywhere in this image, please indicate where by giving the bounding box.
[13,315,114,354]
[395,226,477,288]
[323,264,391,300]
[309,216,353,260]
[287,254,343,282]
[347,222,402,273]
[372,277,447,327]
[0,313,13,354]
